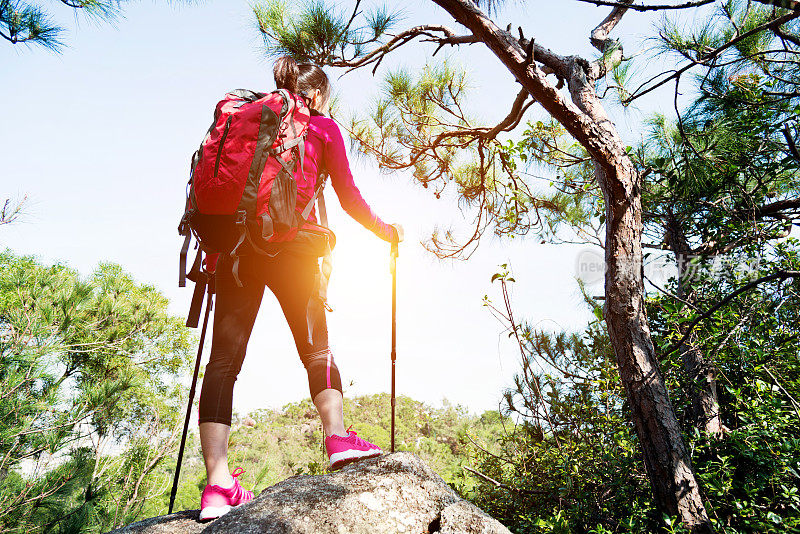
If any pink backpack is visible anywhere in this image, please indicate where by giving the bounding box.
[178,89,331,288]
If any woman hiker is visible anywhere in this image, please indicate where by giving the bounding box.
[197,56,403,521]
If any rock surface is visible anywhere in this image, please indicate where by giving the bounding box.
[109,452,509,534]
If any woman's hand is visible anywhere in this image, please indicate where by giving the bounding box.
[391,224,404,243]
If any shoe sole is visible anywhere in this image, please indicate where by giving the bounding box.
[200,504,246,521]
[329,449,381,471]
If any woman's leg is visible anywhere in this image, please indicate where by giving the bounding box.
[313,388,346,437]
[266,254,345,436]
[199,422,234,487]
[198,258,264,486]
[267,253,380,470]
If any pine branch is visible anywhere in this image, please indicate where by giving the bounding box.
[663,270,800,355]
[579,0,800,10]
[783,123,800,160]
[590,0,633,52]
[334,25,477,72]
[0,2,64,50]
[753,0,800,10]
[577,0,715,10]
[626,10,800,103]
[742,197,800,218]
[589,0,633,76]
[485,88,534,137]
[1,0,129,51]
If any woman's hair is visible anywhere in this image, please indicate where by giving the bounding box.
[273,56,331,111]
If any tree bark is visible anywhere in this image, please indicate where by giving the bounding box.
[665,211,725,438]
[429,0,712,530]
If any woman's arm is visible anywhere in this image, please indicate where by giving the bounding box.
[322,120,397,242]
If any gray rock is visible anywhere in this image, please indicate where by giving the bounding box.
[109,510,205,534]
[108,452,509,534]
[439,501,508,534]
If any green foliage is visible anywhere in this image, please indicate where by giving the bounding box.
[0,251,193,533]
[654,0,789,68]
[0,0,63,50]
[347,62,584,255]
[0,0,126,52]
[470,282,656,533]
[641,76,799,231]
[0,1,199,52]
[469,237,800,532]
[634,20,800,529]
[253,0,401,64]
[349,62,471,181]
[655,0,800,106]
[496,119,602,244]
[646,240,800,533]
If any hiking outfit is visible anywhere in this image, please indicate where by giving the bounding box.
[197,112,396,427]
[179,90,390,521]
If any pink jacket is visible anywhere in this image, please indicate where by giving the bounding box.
[203,114,395,274]
[300,114,396,243]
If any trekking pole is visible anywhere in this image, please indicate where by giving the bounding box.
[169,287,213,515]
[390,240,398,453]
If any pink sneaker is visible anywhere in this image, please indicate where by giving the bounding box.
[325,426,382,470]
[199,467,254,521]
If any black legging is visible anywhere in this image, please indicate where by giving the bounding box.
[198,251,341,426]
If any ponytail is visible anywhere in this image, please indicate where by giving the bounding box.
[273,55,299,93]
[272,55,331,112]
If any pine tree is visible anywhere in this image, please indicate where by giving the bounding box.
[0,252,193,532]
[0,1,191,52]
[252,0,713,529]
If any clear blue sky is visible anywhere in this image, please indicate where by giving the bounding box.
[0,0,684,416]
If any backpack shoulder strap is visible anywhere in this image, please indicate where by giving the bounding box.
[317,191,333,311]
[318,187,328,228]
[301,171,329,222]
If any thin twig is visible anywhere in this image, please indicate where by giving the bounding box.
[762,366,800,421]
[462,465,550,494]
[644,274,701,310]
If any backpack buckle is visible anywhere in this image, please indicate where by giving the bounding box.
[230,210,249,288]
[234,209,247,226]
[178,209,194,235]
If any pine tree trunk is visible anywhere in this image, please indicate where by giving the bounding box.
[682,339,723,436]
[430,0,713,530]
[596,162,711,532]
[665,212,724,437]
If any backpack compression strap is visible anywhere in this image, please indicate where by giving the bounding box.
[229,91,291,286]
[178,197,194,288]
